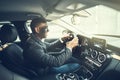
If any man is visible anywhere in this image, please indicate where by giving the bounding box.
[23,17,80,75]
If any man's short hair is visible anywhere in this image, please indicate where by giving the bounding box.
[30,17,46,33]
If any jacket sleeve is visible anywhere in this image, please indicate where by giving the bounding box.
[44,39,64,50]
[27,45,72,67]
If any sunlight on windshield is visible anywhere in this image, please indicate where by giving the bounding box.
[61,5,120,35]
[47,22,65,38]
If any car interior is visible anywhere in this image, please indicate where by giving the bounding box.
[0,0,120,80]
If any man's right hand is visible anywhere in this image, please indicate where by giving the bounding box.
[66,37,79,50]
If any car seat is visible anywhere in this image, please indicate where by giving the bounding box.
[0,24,38,80]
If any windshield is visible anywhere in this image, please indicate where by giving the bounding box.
[60,5,120,36]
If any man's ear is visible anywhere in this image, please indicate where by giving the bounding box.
[35,27,40,33]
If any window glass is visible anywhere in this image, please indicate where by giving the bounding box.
[47,22,65,38]
[61,5,120,35]
[26,21,66,39]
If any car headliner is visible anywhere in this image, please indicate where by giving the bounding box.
[0,0,120,21]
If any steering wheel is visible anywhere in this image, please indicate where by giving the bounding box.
[62,30,76,43]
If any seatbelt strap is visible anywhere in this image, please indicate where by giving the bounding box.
[0,43,12,51]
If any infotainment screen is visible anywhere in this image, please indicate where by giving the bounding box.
[91,37,106,49]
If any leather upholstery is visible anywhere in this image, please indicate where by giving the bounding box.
[0,24,38,79]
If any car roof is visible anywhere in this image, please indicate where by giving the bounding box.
[0,0,120,21]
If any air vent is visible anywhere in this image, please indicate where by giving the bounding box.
[98,52,106,63]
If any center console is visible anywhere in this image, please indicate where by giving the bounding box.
[76,37,111,80]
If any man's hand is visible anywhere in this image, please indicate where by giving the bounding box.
[61,33,74,43]
[66,37,79,49]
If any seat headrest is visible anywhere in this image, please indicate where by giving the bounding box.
[0,24,18,44]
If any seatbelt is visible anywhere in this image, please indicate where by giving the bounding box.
[0,43,12,51]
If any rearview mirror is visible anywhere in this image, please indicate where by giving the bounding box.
[71,10,91,25]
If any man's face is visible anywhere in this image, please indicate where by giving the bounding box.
[35,23,49,38]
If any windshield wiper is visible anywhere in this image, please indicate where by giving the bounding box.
[94,34,120,38]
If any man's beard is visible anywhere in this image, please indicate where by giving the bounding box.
[38,30,46,39]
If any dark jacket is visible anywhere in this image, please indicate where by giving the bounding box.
[23,34,72,69]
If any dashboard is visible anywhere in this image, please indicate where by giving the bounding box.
[74,36,112,80]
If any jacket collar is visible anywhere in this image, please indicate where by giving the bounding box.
[30,33,43,44]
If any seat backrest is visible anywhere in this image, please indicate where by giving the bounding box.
[0,24,38,78]
[1,43,23,68]
[0,24,22,65]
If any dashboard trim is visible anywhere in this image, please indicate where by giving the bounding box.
[111,54,120,60]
